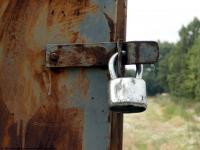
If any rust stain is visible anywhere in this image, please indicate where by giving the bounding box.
[76,69,89,98]
[49,45,114,67]
[0,0,95,149]
[0,1,9,20]
[47,0,93,25]
[46,0,97,43]
[1,117,13,148]
[110,0,127,149]
[0,0,124,149]
[104,13,115,42]
[26,107,84,149]
[70,32,80,43]
[83,46,114,66]
[56,69,90,102]
[115,0,127,41]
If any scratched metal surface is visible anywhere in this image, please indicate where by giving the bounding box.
[0,0,126,149]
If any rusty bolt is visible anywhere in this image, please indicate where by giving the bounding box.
[50,52,59,62]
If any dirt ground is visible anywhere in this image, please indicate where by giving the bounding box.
[123,95,200,150]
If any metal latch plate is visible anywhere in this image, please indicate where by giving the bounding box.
[46,41,159,67]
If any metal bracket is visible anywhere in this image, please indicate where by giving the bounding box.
[46,41,159,67]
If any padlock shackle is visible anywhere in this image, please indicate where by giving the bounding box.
[136,64,143,79]
[108,52,119,79]
[108,52,143,79]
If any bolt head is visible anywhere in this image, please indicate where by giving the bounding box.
[50,52,59,62]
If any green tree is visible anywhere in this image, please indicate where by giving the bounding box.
[185,37,200,99]
[167,18,200,98]
[157,42,174,92]
[144,18,200,98]
[144,42,174,95]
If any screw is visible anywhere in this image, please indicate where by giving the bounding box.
[50,52,59,62]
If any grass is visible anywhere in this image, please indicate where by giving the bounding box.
[123,94,200,150]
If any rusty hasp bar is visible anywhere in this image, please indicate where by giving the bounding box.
[46,41,159,67]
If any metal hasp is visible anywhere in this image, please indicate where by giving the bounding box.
[46,41,159,67]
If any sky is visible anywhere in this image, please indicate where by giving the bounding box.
[126,0,200,43]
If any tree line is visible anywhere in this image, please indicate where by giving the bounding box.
[144,18,200,100]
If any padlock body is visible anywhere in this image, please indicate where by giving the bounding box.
[109,77,147,113]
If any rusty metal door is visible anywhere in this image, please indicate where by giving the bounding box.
[0,0,126,149]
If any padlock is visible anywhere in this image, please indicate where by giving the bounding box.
[108,52,147,113]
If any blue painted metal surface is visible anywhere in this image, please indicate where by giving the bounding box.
[0,0,125,149]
